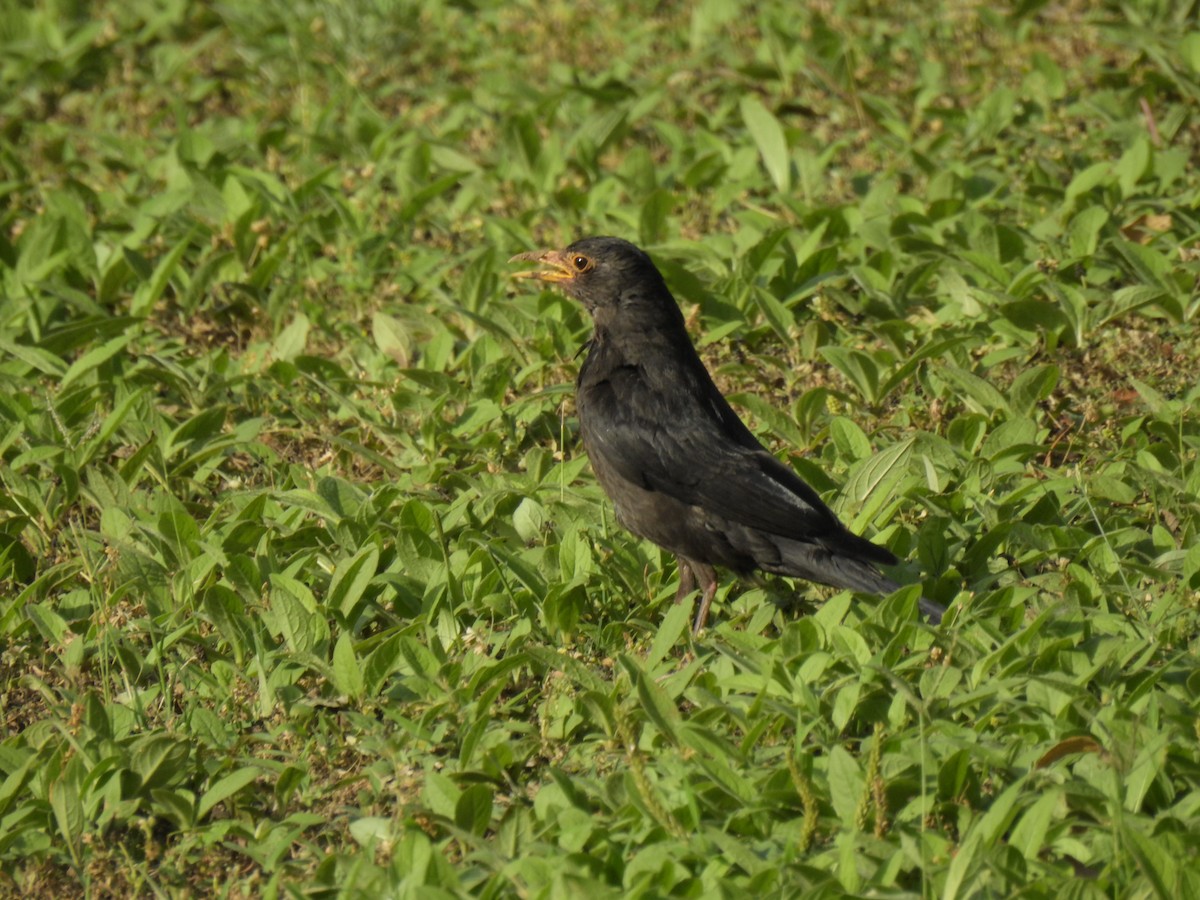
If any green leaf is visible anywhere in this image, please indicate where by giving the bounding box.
[1122,821,1177,899]
[828,416,873,462]
[556,527,593,582]
[25,602,70,642]
[1124,733,1168,812]
[423,772,460,820]
[626,655,683,746]
[455,784,493,836]
[197,767,263,820]
[273,314,310,361]
[819,346,880,404]
[271,583,326,655]
[0,337,68,377]
[1063,161,1112,205]
[1067,206,1108,258]
[59,332,134,391]
[740,95,790,192]
[332,631,365,700]
[1115,137,1151,198]
[646,599,691,669]
[830,680,860,732]
[131,734,190,792]
[936,365,1010,416]
[1114,238,1171,285]
[875,336,969,402]
[841,435,915,510]
[1182,32,1200,74]
[349,817,395,848]
[944,777,1028,900]
[751,285,795,341]
[329,544,380,619]
[1008,364,1058,418]
[512,497,547,543]
[49,764,85,864]
[639,188,673,246]
[826,745,863,828]
[130,231,195,317]
[1008,787,1060,860]
[373,312,412,365]
[1089,470,1136,504]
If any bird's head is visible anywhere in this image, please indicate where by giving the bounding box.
[510,236,680,331]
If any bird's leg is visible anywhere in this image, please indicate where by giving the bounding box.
[690,561,719,635]
[673,557,696,603]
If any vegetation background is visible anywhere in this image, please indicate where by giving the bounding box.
[2,0,1199,896]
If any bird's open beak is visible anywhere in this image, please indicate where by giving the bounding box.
[509,249,576,283]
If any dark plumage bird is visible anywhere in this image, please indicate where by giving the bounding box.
[510,236,944,633]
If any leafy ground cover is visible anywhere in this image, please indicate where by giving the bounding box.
[2,0,1199,896]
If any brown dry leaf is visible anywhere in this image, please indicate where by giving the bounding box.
[1121,213,1172,244]
[1035,735,1104,769]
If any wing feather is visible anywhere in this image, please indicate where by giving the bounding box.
[579,364,843,542]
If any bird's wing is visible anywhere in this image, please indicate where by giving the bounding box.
[581,367,843,542]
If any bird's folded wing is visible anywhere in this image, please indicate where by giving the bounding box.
[584,383,843,542]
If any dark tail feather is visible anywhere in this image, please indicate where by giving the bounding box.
[917,596,945,624]
[771,542,945,624]
[850,568,945,625]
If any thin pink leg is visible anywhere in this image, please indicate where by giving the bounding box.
[688,561,719,634]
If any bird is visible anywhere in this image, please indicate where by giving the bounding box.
[509,236,945,634]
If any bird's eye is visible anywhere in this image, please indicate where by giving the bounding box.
[573,256,591,271]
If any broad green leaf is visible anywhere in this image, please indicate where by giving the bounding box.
[1064,162,1112,205]
[49,767,85,863]
[0,337,68,377]
[841,435,915,511]
[455,784,493,835]
[1122,821,1177,899]
[740,95,790,193]
[512,497,547,543]
[349,817,395,848]
[1113,239,1171,289]
[330,544,380,619]
[751,285,795,341]
[1009,787,1061,859]
[936,365,1010,416]
[197,767,263,820]
[626,655,683,746]
[828,415,873,462]
[830,680,860,731]
[373,312,412,365]
[1182,32,1200,74]
[423,772,460,820]
[646,599,691,669]
[944,778,1028,900]
[820,346,881,404]
[1068,206,1108,258]
[826,745,863,828]
[273,314,310,361]
[1009,364,1058,418]
[1115,137,1151,197]
[1125,733,1169,812]
[130,232,194,317]
[59,333,134,391]
[876,336,970,401]
[131,734,189,792]
[332,631,365,700]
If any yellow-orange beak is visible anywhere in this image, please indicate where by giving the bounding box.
[509,249,577,283]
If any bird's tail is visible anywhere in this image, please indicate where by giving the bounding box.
[827,563,945,624]
[770,543,946,624]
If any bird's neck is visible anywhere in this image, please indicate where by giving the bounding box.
[585,322,711,395]
[591,321,690,363]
